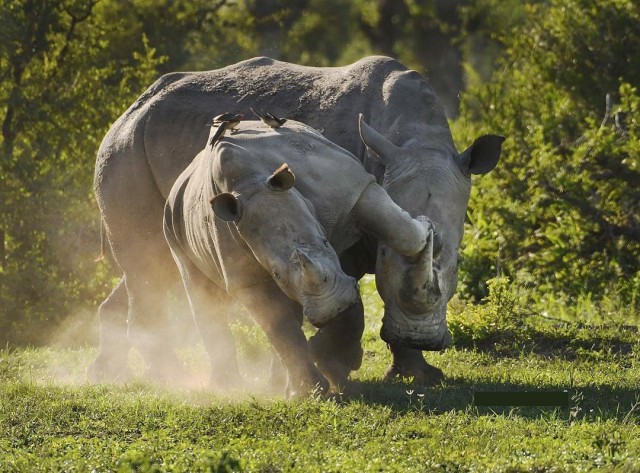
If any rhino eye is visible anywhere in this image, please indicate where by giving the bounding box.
[323,239,330,248]
[272,271,281,280]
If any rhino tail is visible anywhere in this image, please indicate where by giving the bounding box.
[94,219,108,263]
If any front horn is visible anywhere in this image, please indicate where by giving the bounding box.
[399,228,442,313]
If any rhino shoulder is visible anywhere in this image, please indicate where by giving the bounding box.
[350,56,408,78]
[234,56,277,69]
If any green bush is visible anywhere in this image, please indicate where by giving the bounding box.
[455,0,640,307]
[449,276,526,350]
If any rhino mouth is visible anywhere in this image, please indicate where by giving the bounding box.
[302,276,359,328]
[380,302,452,351]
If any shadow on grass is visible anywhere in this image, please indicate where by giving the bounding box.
[451,325,637,360]
[342,378,640,422]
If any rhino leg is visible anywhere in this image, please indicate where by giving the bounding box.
[308,294,364,390]
[172,250,243,391]
[236,282,330,398]
[125,267,190,383]
[266,348,288,393]
[87,277,132,382]
[102,220,188,384]
[384,344,444,386]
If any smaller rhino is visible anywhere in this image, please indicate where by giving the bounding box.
[164,120,432,395]
[163,132,359,395]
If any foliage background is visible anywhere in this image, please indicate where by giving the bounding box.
[1,0,638,345]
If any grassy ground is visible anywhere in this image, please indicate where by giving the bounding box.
[1,277,639,472]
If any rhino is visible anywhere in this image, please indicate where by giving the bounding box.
[162,120,433,394]
[91,56,503,386]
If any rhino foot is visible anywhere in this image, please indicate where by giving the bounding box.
[87,354,132,384]
[383,362,444,386]
[311,344,363,391]
[209,366,246,393]
[384,344,444,386]
[265,353,288,393]
[287,375,330,399]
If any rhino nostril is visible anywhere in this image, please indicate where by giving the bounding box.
[432,231,443,257]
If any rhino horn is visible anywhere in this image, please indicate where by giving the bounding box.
[358,114,401,165]
[401,228,442,311]
[290,248,324,286]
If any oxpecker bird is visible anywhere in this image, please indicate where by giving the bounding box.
[209,121,228,148]
[251,107,287,128]
[212,112,243,133]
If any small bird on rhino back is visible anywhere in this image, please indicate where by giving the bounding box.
[208,121,228,148]
[208,112,244,148]
[212,112,243,131]
[251,107,287,128]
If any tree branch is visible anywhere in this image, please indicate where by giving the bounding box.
[592,153,640,188]
[543,181,640,242]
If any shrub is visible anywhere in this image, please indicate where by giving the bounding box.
[455,0,640,307]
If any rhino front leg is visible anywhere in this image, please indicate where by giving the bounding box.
[308,293,365,390]
[384,344,444,386]
[236,282,330,398]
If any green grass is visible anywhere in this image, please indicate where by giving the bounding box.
[1,276,639,472]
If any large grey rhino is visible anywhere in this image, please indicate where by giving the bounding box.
[91,56,502,385]
[163,120,433,394]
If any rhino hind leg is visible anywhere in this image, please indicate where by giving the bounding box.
[125,272,190,384]
[384,344,444,386]
[308,295,365,391]
[108,231,190,385]
[87,277,132,382]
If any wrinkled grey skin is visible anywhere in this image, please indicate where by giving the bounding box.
[91,56,502,387]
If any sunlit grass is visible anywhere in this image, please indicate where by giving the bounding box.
[1,278,639,471]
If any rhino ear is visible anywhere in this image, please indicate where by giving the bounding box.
[267,163,295,191]
[358,114,401,166]
[211,193,242,222]
[459,135,505,175]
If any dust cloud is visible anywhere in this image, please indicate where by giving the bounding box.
[40,287,283,397]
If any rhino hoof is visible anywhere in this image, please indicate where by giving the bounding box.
[287,377,330,399]
[87,357,132,384]
[383,362,444,386]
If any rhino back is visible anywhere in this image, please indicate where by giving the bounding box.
[115,56,407,195]
[98,55,451,200]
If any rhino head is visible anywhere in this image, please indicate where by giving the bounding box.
[210,144,358,327]
[358,115,504,350]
